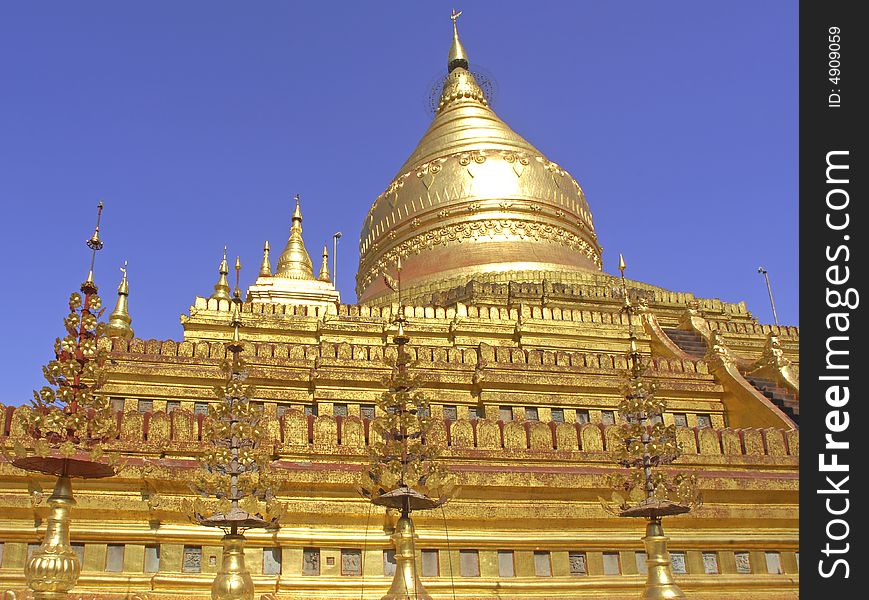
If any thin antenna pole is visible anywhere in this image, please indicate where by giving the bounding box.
[757,266,779,325]
[333,231,342,288]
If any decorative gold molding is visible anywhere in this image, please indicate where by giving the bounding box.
[359,219,602,292]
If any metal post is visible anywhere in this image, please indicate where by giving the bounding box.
[757,266,779,326]
[332,232,342,289]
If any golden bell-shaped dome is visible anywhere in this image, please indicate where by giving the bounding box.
[356,16,602,304]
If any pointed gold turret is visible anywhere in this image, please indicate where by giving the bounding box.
[318,244,331,283]
[448,9,468,72]
[276,195,315,280]
[439,10,486,114]
[234,255,242,300]
[105,262,134,340]
[211,247,233,301]
[259,241,272,277]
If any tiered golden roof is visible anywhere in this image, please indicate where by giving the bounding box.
[357,15,602,304]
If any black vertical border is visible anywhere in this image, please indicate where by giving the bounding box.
[800,1,865,597]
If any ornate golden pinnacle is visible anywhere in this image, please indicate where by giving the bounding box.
[234,255,242,300]
[83,201,104,291]
[259,240,272,277]
[105,261,134,341]
[448,8,468,72]
[211,246,233,302]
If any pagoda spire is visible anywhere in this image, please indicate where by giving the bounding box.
[105,261,134,340]
[318,244,331,283]
[259,240,272,277]
[210,247,232,301]
[448,9,468,72]
[275,194,315,280]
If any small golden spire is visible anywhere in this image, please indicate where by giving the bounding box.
[292,193,302,221]
[259,241,272,277]
[448,9,468,72]
[234,255,242,300]
[210,246,233,302]
[105,261,134,340]
[83,201,105,292]
[618,253,631,311]
[276,194,315,280]
[318,244,331,283]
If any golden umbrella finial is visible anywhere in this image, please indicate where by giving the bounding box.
[448,8,469,72]
[83,201,105,292]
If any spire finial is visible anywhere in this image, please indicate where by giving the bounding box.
[318,243,332,283]
[448,8,469,72]
[210,247,233,302]
[292,193,302,221]
[105,260,134,340]
[234,255,242,301]
[618,253,630,310]
[259,240,272,277]
[83,201,105,292]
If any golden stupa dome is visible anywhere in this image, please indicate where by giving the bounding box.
[356,15,602,304]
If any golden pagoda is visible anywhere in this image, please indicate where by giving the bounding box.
[1,12,797,600]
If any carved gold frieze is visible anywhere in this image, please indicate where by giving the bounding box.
[358,219,603,292]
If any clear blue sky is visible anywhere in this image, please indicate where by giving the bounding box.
[0,1,797,405]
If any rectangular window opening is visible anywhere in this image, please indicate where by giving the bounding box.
[421,549,439,577]
[497,550,515,577]
[765,551,782,575]
[459,550,480,577]
[635,551,648,575]
[263,547,282,575]
[603,552,621,575]
[144,545,160,573]
[105,544,125,572]
[383,549,397,577]
[533,551,551,577]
